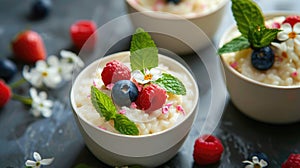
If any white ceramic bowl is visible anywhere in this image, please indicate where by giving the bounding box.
[219,13,300,124]
[70,51,199,167]
[126,0,229,55]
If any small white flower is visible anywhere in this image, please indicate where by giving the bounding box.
[25,152,54,168]
[60,50,85,68]
[30,88,53,118]
[243,156,268,168]
[132,68,162,84]
[23,60,62,89]
[277,22,300,49]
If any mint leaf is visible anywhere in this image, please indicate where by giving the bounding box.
[231,0,264,38]
[248,25,281,48]
[218,36,250,54]
[113,114,139,135]
[130,28,158,71]
[91,86,116,121]
[154,73,186,95]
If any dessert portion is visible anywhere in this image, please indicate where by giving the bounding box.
[74,28,196,135]
[130,0,223,16]
[219,0,300,86]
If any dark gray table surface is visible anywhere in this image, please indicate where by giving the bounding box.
[0,0,300,168]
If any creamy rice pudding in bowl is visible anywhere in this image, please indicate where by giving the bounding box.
[126,0,229,54]
[70,29,199,167]
[219,0,300,124]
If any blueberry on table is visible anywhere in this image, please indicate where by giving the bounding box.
[0,58,17,81]
[166,0,181,4]
[31,0,52,18]
[251,46,274,71]
[112,80,138,107]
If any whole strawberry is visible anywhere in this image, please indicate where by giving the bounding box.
[70,20,97,50]
[136,84,167,113]
[193,134,224,165]
[101,60,131,86]
[283,15,300,27]
[11,30,46,63]
[0,80,12,108]
[282,153,300,168]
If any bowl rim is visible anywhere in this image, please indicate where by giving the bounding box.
[219,11,300,90]
[70,51,199,139]
[125,0,229,20]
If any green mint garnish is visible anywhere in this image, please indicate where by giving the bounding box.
[154,73,186,95]
[218,0,281,53]
[113,114,139,135]
[90,86,139,135]
[130,28,158,71]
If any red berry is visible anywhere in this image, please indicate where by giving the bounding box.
[193,134,224,165]
[136,84,167,113]
[0,80,12,108]
[101,60,131,86]
[70,20,97,50]
[11,30,46,63]
[282,153,300,168]
[283,15,300,27]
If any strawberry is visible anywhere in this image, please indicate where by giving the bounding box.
[70,20,97,50]
[283,15,300,27]
[11,30,46,63]
[135,84,167,113]
[193,134,224,165]
[282,153,300,168]
[0,80,12,108]
[101,60,131,86]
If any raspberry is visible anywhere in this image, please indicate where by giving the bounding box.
[136,84,167,113]
[283,15,300,27]
[193,134,224,165]
[282,153,300,168]
[0,80,12,108]
[101,60,131,86]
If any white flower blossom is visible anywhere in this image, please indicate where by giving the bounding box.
[132,68,162,84]
[60,50,85,69]
[30,88,53,118]
[243,156,268,168]
[277,22,300,49]
[23,60,62,89]
[25,152,54,168]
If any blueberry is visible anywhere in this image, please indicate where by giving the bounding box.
[166,0,181,4]
[112,80,138,107]
[251,46,274,71]
[31,0,52,18]
[0,58,17,81]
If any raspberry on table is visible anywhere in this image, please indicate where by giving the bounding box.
[282,153,300,168]
[193,134,224,165]
[135,84,167,113]
[101,60,131,87]
[0,80,12,108]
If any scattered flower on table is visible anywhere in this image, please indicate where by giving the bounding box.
[243,155,268,168]
[29,87,53,118]
[25,152,54,168]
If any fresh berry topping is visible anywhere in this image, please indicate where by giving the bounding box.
[136,84,167,113]
[101,60,131,86]
[193,134,224,165]
[251,46,274,71]
[166,0,181,4]
[282,153,300,168]
[11,30,46,63]
[283,15,300,27]
[0,58,17,81]
[31,0,52,19]
[0,80,12,108]
[112,80,139,107]
[70,20,97,50]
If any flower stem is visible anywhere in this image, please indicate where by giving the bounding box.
[12,93,32,105]
[9,78,27,89]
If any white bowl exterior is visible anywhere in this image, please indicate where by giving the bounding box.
[70,51,199,166]
[220,13,300,124]
[126,0,228,55]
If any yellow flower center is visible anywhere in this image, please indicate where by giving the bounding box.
[42,71,48,77]
[144,74,153,80]
[254,163,261,168]
[289,31,297,39]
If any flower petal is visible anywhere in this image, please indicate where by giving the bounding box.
[40,158,54,165]
[25,160,36,166]
[260,159,268,167]
[277,31,289,41]
[281,23,293,33]
[252,156,259,163]
[293,23,300,33]
[33,152,42,161]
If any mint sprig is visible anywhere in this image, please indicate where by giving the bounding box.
[154,73,186,95]
[218,0,281,53]
[130,28,158,71]
[90,86,139,135]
